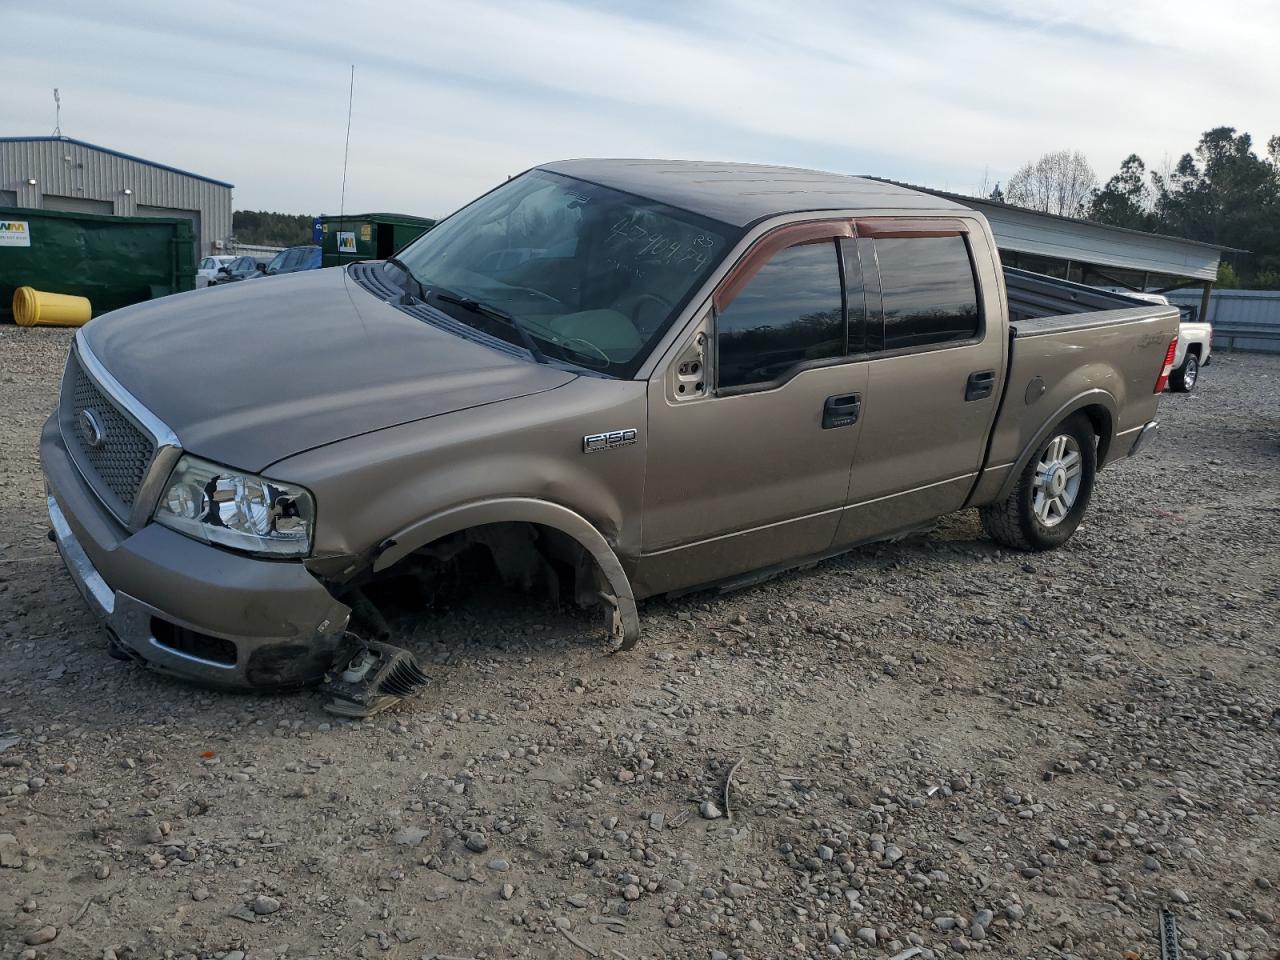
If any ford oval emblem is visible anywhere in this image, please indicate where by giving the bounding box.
[78,408,106,450]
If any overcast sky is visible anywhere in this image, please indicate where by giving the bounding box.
[5,0,1277,218]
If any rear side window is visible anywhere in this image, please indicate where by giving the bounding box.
[875,236,979,350]
[716,242,844,390]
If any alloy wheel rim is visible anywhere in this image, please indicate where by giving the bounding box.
[1185,360,1197,388]
[1032,433,1082,527]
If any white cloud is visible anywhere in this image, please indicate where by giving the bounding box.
[3,0,1276,216]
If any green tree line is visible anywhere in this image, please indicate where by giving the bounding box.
[999,127,1280,289]
[232,210,314,247]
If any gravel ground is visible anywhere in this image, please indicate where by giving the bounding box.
[1,325,1277,960]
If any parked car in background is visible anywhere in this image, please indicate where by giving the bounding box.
[1119,292,1211,392]
[41,160,1181,694]
[1170,311,1212,392]
[262,244,322,277]
[196,256,236,288]
[210,256,265,285]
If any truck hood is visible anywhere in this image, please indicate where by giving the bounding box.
[82,267,576,472]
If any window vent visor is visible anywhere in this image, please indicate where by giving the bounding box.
[853,217,969,239]
[714,220,854,314]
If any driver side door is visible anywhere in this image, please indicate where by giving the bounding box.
[634,220,869,597]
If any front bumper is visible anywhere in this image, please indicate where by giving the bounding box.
[42,416,350,690]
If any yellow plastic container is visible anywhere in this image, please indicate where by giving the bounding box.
[13,286,92,327]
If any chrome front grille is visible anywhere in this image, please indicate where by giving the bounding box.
[58,337,180,528]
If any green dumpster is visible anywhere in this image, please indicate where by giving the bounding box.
[0,206,196,322]
[317,212,436,268]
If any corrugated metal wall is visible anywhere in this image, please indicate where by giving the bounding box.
[1167,288,1280,353]
[0,138,232,256]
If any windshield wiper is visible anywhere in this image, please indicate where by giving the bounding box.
[431,289,548,364]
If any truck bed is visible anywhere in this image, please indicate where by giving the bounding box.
[967,267,1181,508]
[1004,267,1168,335]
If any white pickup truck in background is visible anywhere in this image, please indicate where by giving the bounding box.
[1117,291,1211,392]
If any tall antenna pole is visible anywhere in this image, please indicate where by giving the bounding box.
[52,88,61,136]
[338,65,354,221]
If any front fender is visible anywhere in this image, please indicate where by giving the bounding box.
[373,497,640,650]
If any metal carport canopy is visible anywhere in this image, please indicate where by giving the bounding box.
[871,179,1237,282]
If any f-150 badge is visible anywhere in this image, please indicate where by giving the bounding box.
[583,428,638,453]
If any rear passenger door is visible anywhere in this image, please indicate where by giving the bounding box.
[834,218,1005,546]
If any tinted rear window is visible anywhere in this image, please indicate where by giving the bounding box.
[875,236,979,350]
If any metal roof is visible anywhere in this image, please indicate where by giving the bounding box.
[870,178,1239,282]
[318,212,437,225]
[539,159,963,227]
[0,136,233,188]
[878,179,1242,253]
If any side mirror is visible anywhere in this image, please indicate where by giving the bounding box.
[217,266,231,275]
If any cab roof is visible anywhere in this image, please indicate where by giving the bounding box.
[538,159,967,228]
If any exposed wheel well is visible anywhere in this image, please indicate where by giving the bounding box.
[366,521,603,608]
[337,520,639,650]
[1186,343,1203,360]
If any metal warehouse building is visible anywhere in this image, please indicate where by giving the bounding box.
[0,136,232,257]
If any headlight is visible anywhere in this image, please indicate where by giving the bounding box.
[153,455,315,557]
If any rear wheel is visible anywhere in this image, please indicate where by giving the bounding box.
[1169,353,1199,392]
[980,413,1097,551]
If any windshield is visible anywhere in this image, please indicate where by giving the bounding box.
[395,169,734,377]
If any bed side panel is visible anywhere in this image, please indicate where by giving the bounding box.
[969,307,1178,506]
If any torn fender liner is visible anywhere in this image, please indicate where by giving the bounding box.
[323,636,430,718]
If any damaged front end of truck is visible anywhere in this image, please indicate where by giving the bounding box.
[311,517,641,716]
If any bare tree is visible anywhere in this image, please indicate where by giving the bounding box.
[1005,149,1097,217]
[972,166,1005,202]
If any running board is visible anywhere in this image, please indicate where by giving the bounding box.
[666,522,937,599]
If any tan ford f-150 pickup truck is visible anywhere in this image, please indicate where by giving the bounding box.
[42,160,1180,698]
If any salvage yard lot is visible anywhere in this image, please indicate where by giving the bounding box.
[1,325,1277,960]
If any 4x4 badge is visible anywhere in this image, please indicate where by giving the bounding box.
[583,428,638,454]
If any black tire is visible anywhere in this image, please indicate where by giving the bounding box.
[980,413,1097,551]
[1169,353,1199,392]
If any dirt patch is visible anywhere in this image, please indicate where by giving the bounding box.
[1,326,1278,960]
